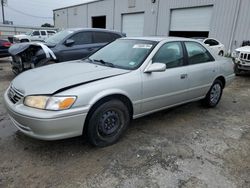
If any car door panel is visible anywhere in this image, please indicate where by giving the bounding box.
[184,41,217,99]
[141,66,189,113]
[59,32,97,62]
[59,43,102,62]
[141,42,189,114]
[186,62,217,99]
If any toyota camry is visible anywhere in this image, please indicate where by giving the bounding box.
[4,37,235,147]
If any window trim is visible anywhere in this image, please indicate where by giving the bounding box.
[152,41,186,69]
[183,41,215,66]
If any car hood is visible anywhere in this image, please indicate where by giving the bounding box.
[9,42,44,56]
[12,61,131,95]
[235,46,250,53]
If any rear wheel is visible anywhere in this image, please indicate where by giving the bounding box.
[87,100,130,147]
[202,79,223,108]
[218,51,224,56]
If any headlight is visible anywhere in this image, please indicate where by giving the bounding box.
[232,51,240,58]
[24,96,76,111]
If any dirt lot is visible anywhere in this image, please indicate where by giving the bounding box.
[0,58,249,188]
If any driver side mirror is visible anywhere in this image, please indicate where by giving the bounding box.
[144,62,166,73]
[65,39,75,47]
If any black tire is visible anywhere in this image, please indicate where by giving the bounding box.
[218,51,224,56]
[234,64,241,76]
[87,100,130,147]
[202,79,223,108]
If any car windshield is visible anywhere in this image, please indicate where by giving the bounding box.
[88,39,157,70]
[45,30,73,45]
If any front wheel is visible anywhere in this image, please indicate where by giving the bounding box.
[202,80,223,108]
[234,64,241,76]
[87,100,130,147]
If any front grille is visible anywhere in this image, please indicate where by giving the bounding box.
[8,86,24,104]
[240,52,250,61]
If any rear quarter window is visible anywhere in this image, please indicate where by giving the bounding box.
[93,32,113,43]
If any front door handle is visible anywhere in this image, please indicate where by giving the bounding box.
[180,74,188,79]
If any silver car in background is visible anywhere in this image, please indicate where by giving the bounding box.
[4,37,235,147]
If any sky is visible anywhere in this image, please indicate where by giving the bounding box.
[0,0,96,26]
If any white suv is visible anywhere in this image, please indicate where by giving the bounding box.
[232,46,250,75]
[11,30,56,43]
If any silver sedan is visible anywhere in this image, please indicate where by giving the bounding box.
[4,37,235,147]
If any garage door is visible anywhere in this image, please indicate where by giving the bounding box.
[170,6,213,32]
[122,13,144,37]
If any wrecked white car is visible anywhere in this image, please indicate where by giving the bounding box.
[232,46,250,75]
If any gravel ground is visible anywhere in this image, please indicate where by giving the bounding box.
[0,58,249,188]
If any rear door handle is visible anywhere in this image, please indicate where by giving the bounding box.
[180,74,188,79]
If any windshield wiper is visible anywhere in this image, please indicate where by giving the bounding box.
[85,57,95,63]
[93,59,115,67]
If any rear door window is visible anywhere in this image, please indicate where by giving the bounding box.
[93,32,112,43]
[41,31,46,36]
[185,42,214,65]
[69,32,92,45]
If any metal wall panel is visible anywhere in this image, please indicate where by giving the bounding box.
[54,9,68,29]
[53,0,248,52]
[233,0,250,50]
[87,0,114,30]
[114,0,159,36]
[157,0,240,52]
[67,5,88,28]
[170,6,213,31]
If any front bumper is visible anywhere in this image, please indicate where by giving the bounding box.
[234,58,250,71]
[4,90,88,140]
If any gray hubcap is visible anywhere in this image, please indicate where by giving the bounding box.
[210,83,222,104]
[98,110,120,136]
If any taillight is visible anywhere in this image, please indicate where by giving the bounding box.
[2,42,12,47]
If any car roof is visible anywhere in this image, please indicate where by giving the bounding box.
[121,36,199,42]
[64,28,123,35]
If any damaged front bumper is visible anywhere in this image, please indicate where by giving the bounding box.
[9,42,56,74]
[11,55,38,75]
